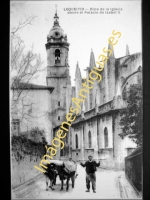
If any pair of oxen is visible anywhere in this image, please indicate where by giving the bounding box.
[42,159,78,191]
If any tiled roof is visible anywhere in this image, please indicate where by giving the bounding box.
[11,82,54,91]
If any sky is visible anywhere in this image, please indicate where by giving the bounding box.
[10,0,142,86]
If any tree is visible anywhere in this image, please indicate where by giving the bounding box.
[10,16,47,127]
[119,83,143,146]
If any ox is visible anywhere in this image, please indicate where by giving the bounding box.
[43,159,77,191]
[43,163,57,191]
[55,163,76,191]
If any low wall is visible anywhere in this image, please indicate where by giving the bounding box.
[125,146,142,193]
[11,136,45,189]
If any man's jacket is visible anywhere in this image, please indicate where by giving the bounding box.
[80,160,100,174]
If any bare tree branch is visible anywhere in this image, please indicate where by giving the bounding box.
[11,16,47,125]
[11,16,37,38]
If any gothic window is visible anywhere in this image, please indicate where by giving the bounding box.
[58,116,60,120]
[88,131,92,148]
[75,134,78,149]
[58,101,60,106]
[55,49,60,64]
[104,127,108,148]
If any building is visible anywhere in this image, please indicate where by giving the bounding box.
[11,11,142,170]
[45,11,72,156]
[11,82,54,143]
[47,11,142,170]
[71,48,142,170]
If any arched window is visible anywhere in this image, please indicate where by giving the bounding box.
[88,131,92,148]
[104,127,108,148]
[55,49,60,64]
[75,134,78,149]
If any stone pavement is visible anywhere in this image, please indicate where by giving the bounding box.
[12,164,141,199]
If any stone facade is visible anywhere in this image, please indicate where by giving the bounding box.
[70,48,142,170]
[45,12,72,158]
[11,11,142,171]
[45,12,142,169]
[11,139,44,189]
[11,84,54,143]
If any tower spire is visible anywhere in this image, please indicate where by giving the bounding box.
[126,44,130,56]
[108,43,114,58]
[55,4,57,15]
[89,49,96,70]
[54,5,59,26]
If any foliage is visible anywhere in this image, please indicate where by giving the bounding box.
[22,127,47,143]
[12,127,47,147]
[119,84,143,146]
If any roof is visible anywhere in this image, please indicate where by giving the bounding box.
[11,82,54,92]
[47,12,67,41]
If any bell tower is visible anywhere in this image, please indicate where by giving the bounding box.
[46,10,71,128]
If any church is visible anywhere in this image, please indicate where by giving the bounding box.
[47,11,142,170]
[11,11,142,170]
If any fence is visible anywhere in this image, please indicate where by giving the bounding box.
[125,146,142,194]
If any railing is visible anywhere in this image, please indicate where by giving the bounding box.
[125,146,142,194]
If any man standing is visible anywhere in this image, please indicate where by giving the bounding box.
[80,155,100,193]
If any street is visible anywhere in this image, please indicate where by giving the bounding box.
[12,164,141,199]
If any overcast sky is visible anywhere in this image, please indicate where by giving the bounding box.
[10,0,142,86]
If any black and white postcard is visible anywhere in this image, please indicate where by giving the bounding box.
[10,0,142,199]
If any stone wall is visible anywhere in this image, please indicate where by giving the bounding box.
[11,135,45,189]
[11,89,53,144]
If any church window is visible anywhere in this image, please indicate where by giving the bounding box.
[88,131,92,148]
[104,127,108,148]
[55,49,60,64]
[58,101,60,106]
[58,116,60,120]
[75,134,78,149]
